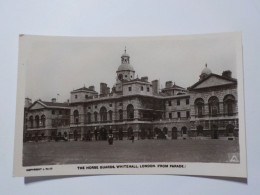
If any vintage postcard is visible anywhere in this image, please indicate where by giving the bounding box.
[13,32,247,178]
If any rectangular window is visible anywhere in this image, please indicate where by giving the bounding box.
[59,110,62,115]
[52,110,55,115]
[119,102,122,106]
[177,112,181,118]
[141,86,144,91]
[186,99,189,105]
[52,119,56,127]
[129,87,132,91]
[75,95,77,99]
[95,105,97,108]
[177,99,180,105]
[147,87,150,92]
[85,95,88,99]
[109,103,112,107]
[88,106,91,109]
[169,113,172,119]
[186,111,190,118]
[168,100,172,106]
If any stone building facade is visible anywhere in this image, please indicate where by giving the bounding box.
[24,50,239,141]
[24,98,70,141]
[188,67,238,139]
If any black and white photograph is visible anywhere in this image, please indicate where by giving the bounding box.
[13,32,246,177]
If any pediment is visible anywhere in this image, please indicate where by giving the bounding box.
[193,75,235,89]
[29,102,46,110]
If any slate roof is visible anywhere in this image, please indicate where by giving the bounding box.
[40,101,70,108]
[72,86,97,93]
[162,83,186,90]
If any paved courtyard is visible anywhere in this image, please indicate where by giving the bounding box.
[23,139,240,166]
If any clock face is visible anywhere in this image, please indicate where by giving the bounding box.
[118,74,123,81]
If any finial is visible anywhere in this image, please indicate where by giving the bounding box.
[124,46,126,53]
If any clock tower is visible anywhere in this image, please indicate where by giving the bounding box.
[115,48,135,91]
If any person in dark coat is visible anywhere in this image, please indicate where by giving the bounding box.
[131,135,134,143]
[108,134,113,145]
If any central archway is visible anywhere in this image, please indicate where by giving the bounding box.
[100,128,107,140]
[211,125,218,139]
[127,127,133,139]
[197,125,203,136]
[118,128,123,140]
[172,127,178,139]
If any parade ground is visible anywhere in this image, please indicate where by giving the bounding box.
[23,139,240,166]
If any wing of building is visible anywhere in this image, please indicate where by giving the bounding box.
[24,50,239,142]
[24,98,70,141]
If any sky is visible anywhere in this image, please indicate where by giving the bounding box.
[22,32,240,103]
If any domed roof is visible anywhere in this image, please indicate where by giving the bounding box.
[201,64,212,75]
[117,64,135,72]
[121,52,130,57]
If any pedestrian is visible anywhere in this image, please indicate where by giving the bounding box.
[108,134,113,145]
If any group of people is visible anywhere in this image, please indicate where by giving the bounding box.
[107,134,135,145]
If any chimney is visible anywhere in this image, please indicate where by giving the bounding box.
[106,87,110,94]
[89,85,95,91]
[222,70,232,78]
[24,98,32,108]
[100,83,108,95]
[51,98,56,103]
[141,76,148,82]
[152,80,159,94]
[165,81,173,88]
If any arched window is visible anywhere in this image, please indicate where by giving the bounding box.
[208,96,219,117]
[108,110,113,122]
[73,110,79,124]
[163,127,168,135]
[35,115,40,128]
[172,127,177,131]
[94,112,98,122]
[119,109,123,120]
[223,95,235,116]
[181,126,187,134]
[127,104,134,119]
[41,115,46,127]
[87,112,91,123]
[195,98,204,118]
[29,116,33,128]
[100,107,107,122]
[197,125,203,136]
